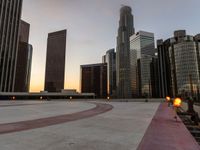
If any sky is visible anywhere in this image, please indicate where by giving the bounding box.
[22,0,200,92]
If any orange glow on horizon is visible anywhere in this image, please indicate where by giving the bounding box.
[30,80,80,92]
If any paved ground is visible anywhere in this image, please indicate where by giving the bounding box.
[137,103,200,150]
[0,100,159,150]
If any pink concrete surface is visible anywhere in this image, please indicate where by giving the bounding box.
[0,102,113,135]
[137,103,200,150]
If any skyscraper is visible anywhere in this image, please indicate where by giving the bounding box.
[80,63,107,98]
[44,30,67,92]
[157,39,173,98]
[116,6,135,98]
[14,20,33,92]
[104,49,116,97]
[150,57,160,98]
[157,30,200,97]
[0,0,23,92]
[130,31,155,97]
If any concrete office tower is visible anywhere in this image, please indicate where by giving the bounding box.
[116,6,135,98]
[105,49,116,97]
[158,30,200,97]
[14,20,33,92]
[44,30,67,92]
[80,63,107,98]
[130,31,155,97]
[0,0,23,92]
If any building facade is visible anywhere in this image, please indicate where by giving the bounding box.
[0,0,23,92]
[44,30,67,92]
[14,20,32,92]
[80,63,107,98]
[158,30,200,97]
[150,57,160,98]
[14,43,32,92]
[105,49,116,97]
[157,39,172,98]
[116,6,135,98]
[130,31,155,97]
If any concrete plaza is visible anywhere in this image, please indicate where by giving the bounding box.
[0,100,159,150]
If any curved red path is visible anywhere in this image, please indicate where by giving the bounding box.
[0,102,113,135]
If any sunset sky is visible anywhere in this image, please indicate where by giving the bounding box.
[22,0,200,92]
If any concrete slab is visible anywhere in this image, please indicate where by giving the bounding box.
[137,103,200,150]
[0,101,159,150]
[0,101,95,124]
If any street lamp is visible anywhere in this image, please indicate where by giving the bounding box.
[173,97,182,122]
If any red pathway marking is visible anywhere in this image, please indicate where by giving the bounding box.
[0,103,45,107]
[137,103,200,150]
[0,102,113,135]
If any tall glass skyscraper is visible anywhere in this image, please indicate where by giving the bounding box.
[105,49,116,97]
[116,6,135,98]
[14,20,33,92]
[130,31,155,97]
[0,0,23,92]
[157,30,200,97]
[44,30,67,92]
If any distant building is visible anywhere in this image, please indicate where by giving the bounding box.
[116,6,135,98]
[0,0,23,92]
[130,42,137,97]
[130,31,155,97]
[44,30,67,92]
[104,49,116,97]
[150,57,159,98]
[14,20,32,92]
[80,63,107,98]
[102,55,106,63]
[157,39,173,97]
[14,42,32,92]
[157,30,200,97]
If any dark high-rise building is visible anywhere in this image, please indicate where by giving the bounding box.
[14,43,32,92]
[116,6,135,98]
[14,20,32,92]
[0,0,23,92]
[19,20,30,43]
[105,49,116,97]
[150,57,159,98]
[157,39,172,98]
[44,30,67,92]
[81,63,107,98]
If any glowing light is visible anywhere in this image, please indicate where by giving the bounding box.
[70,96,72,100]
[107,96,110,100]
[166,96,170,102]
[173,98,182,107]
[40,96,43,100]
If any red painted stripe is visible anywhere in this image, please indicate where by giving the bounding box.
[0,103,45,107]
[137,103,200,150]
[0,102,113,134]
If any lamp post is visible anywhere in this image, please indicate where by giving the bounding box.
[173,97,182,122]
